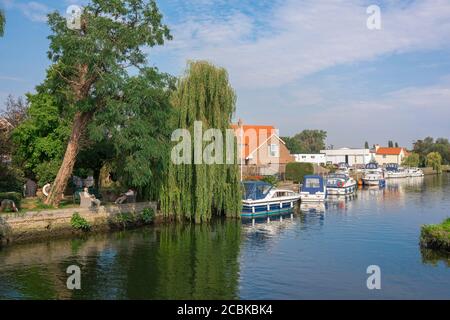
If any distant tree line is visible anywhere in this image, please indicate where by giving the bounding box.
[282,130,327,154]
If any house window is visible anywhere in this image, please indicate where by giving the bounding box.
[269,144,279,157]
[383,155,386,159]
[311,156,315,159]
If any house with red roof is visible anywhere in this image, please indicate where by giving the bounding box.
[374,145,409,165]
[232,120,294,176]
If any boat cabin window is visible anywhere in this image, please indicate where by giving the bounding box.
[305,178,321,188]
[273,191,292,198]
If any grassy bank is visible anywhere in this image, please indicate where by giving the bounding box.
[420,218,450,251]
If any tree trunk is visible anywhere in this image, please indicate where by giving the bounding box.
[45,111,92,207]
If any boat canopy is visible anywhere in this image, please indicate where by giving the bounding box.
[365,162,379,169]
[301,175,325,194]
[385,163,399,171]
[327,173,348,180]
[242,181,273,200]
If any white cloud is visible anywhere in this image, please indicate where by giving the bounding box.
[157,0,450,89]
[1,0,51,22]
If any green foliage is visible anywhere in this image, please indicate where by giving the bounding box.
[70,212,91,231]
[285,162,314,183]
[0,192,22,210]
[283,130,327,154]
[402,152,420,168]
[364,141,369,149]
[89,68,175,200]
[0,164,25,193]
[413,137,450,166]
[141,207,155,223]
[426,152,442,173]
[11,93,70,185]
[420,218,450,251]
[260,175,279,186]
[115,212,136,229]
[161,61,242,223]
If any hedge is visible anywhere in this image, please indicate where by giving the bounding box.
[285,162,314,183]
[0,192,23,210]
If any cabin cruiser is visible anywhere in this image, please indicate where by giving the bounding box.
[406,167,424,177]
[336,162,350,174]
[326,173,357,195]
[300,175,327,202]
[241,181,300,218]
[384,163,408,179]
[362,163,386,187]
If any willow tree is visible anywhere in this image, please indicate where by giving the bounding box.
[161,61,241,223]
[43,0,171,206]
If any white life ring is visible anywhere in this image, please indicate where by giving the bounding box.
[43,183,52,197]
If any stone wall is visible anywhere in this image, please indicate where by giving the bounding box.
[0,202,158,246]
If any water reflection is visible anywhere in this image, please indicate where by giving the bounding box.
[0,220,242,300]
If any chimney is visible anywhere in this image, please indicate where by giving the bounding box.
[375,144,380,151]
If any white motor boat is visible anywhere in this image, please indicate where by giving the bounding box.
[406,167,424,177]
[326,173,357,196]
[362,163,386,187]
[300,175,327,202]
[384,163,408,179]
[241,181,300,218]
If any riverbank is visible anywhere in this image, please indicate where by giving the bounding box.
[0,202,158,246]
[420,218,450,252]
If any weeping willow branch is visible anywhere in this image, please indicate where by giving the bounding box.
[161,61,241,223]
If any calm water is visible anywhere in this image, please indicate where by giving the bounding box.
[0,174,449,299]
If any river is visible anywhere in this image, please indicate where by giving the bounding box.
[0,174,449,299]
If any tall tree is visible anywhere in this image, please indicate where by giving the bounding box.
[402,153,420,168]
[426,152,442,173]
[364,141,369,149]
[43,0,171,206]
[288,130,327,153]
[161,61,241,223]
[388,140,394,148]
[395,142,399,148]
[0,9,5,37]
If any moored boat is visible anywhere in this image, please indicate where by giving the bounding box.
[300,175,327,202]
[362,163,386,187]
[406,167,424,177]
[326,173,357,195]
[241,181,300,218]
[384,163,408,179]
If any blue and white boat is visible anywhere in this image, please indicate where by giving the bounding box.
[385,163,408,179]
[241,181,300,218]
[362,163,386,187]
[299,175,327,202]
[326,173,357,195]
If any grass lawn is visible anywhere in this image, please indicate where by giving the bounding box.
[421,218,450,251]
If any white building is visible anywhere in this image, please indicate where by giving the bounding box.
[320,148,372,166]
[294,154,326,165]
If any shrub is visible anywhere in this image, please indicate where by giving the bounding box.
[0,165,25,193]
[0,192,23,210]
[116,212,135,228]
[70,212,91,231]
[141,207,155,223]
[285,163,314,183]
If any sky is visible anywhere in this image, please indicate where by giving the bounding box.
[0,0,449,149]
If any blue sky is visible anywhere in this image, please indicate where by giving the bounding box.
[1,0,450,148]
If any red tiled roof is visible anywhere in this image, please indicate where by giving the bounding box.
[376,147,404,155]
[231,124,277,158]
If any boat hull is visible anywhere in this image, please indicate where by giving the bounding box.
[326,183,357,195]
[300,192,326,202]
[241,197,300,218]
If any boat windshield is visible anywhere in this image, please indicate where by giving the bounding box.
[242,181,272,200]
[305,178,321,188]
